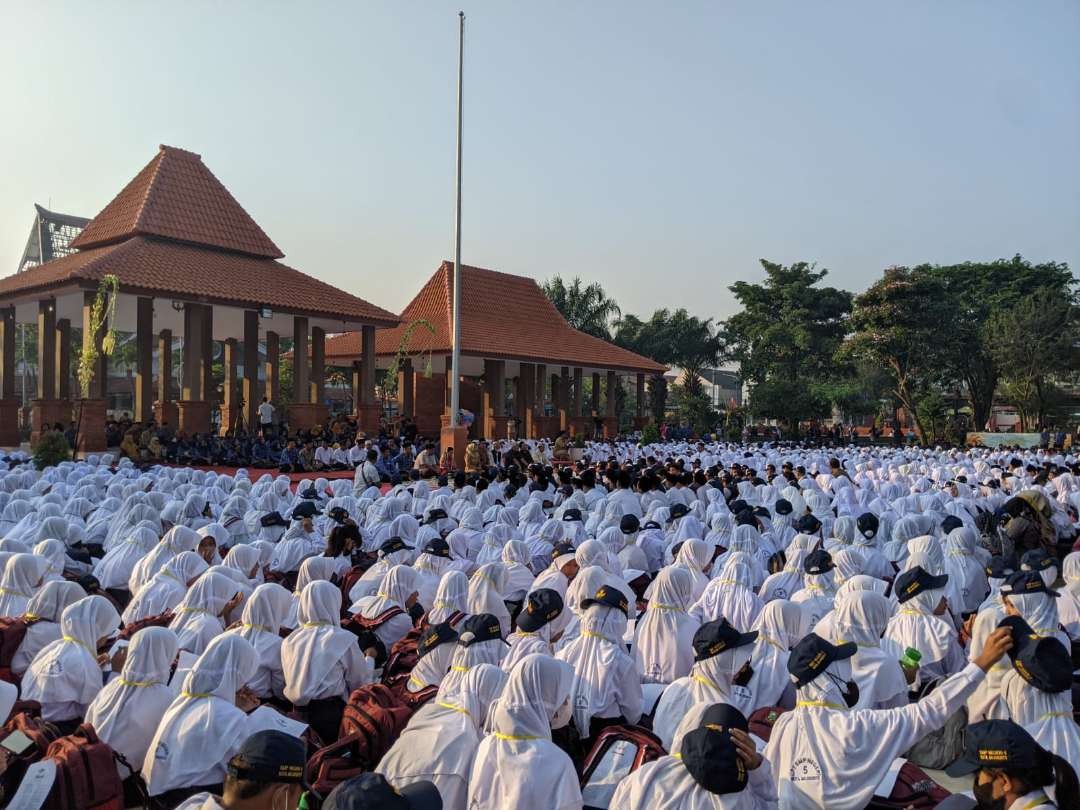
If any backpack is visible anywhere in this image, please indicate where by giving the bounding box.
[39,723,135,810]
[338,558,377,610]
[579,725,666,810]
[341,608,405,668]
[380,610,466,687]
[904,704,967,771]
[117,611,174,641]
[0,709,62,802]
[747,705,787,744]
[866,761,952,809]
[0,616,33,685]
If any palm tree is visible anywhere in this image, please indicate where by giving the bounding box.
[542,275,622,341]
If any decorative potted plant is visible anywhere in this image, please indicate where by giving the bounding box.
[569,433,586,462]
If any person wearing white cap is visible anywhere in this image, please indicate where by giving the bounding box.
[466,653,581,810]
[377,662,507,810]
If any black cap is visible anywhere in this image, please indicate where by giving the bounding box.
[856,512,878,539]
[795,514,821,534]
[516,589,564,632]
[619,514,640,535]
[422,539,451,559]
[803,549,834,576]
[292,501,320,519]
[669,503,690,520]
[1001,570,1059,599]
[260,511,288,528]
[642,520,662,531]
[1020,548,1056,573]
[581,584,630,616]
[301,486,319,500]
[561,508,583,523]
[945,719,1046,777]
[787,633,857,688]
[424,508,448,525]
[457,613,504,646]
[417,621,458,659]
[552,542,576,560]
[752,506,770,520]
[729,500,748,515]
[328,506,350,524]
[379,537,409,556]
[997,616,1072,693]
[774,499,793,516]
[894,565,949,604]
[679,703,750,795]
[226,730,307,785]
[692,619,758,661]
[323,773,442,810]
[940,515,964,535]
[986,556,1011,579]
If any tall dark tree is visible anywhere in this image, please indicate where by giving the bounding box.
[542,275,622,340]
[723,260,852,434]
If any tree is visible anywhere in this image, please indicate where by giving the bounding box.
[723,260,852,434]
[843,267,959,445]
[926,255,1076,428]
[988,286,1077,430]
[614,308,722,403]
[542,275,622,340]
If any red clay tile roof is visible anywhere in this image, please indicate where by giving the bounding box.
[70,145,284,258]
[325,262,666,374]
[0,236,398,325]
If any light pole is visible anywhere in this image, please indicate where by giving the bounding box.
[449,11,464,428]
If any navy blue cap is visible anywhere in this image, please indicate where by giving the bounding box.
[945,719,1046,777]
[561,508,583,522]
[1020,548,1056,573]
[516,588,563,632]
[692,619,758,661]
[795,514,822,534]
[986,556,1011,579]
[679,703,750,795]
[940,515,964,535]
[774,499,793,516]
[619,514,640,534]
[803,549,834,576]
[323,773,442,810]
[457,613,504,646]
[379,537,409,556]
[894,565,949,604]
[669,503,690,520]
[997,616,1072,693]
[787,633,856,688]
[423,508,448,525]
[856,512,878,539]
[1001,570,1059,599]
[552,542,576,560]
[227,729,306,785]
[581,584,630,616]
[417,621,458,659]
[292,501,320,519]
[422,539,451,559]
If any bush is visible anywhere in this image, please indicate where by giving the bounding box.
[33,431,72,470]
[641,423,660,445]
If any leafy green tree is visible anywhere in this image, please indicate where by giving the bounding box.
[723,260,852,434]
[988,286,1077,430]
[925,255,1076,428]
[843,267,958,445]
[542,275,622,340]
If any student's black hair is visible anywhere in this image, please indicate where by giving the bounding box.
[994,750,1079,809]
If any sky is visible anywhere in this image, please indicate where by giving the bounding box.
[1,1,1077,322]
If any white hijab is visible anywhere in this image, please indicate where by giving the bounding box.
[635,566,700,684]
[428,570,469,625]
[129,525,201,595]
[467,563,512,639]
[94,526,160,591]
[0,553,47,617]
[1001,667,1080,774]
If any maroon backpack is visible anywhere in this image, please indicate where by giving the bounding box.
[0,708,62,801]
[39,723,134,810]
[866,761,951,809]
[0,616,34,685]
[579,725,665,808]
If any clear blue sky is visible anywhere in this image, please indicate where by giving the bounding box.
[2,1,1077,320]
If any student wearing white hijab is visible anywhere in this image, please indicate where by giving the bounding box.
[226,582,292,701]
[635,566,700,684]
[467,654,582,810]
[168,570,243,655]
[285,556,339,629]
[746,600,803,712]
[31,538,66,584]
[0,553,47,617]
[609,701,778,809]
[885,565,965,689]
[428,569,469,625]
[502,589,564,672]
[129,525,201,595]
[403,621,459,694]
[282,580,375,743]
[439,613,508,696]
[500,539,536,603]
[764,627,1013,810]
[942,526,988,617]
[790,550,839,630]
[1000,570,1071,649]
[466,562,512,639]
[693,555,764,632]
[21,594,120,725]
[347,537,414,602]
[122,551,209,625]
[85,626,180,779]
[377,663,508,810]
[829,590,908,709]
[652,619,759,750]
[93,525,159,594]
[556,583,642,738]
[413,538,456,610]
[356,564,419,650]
[671,539,713,602]
[10,579,85,678]
[142,634,258,801]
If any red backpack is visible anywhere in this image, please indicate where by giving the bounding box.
[117,611,174,641]
[866,761,951,809]
[0,616,34,685]
[341,607,405,667]
[39,723,135,810]
[579,725,666,809]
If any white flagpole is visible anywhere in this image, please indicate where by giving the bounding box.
[450,11,464,428]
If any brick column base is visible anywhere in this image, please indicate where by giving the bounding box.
[288,403,330,433]
[74,399,107,454]
[178,400,212,436]
[31,399,71,446]
[0,400,20,447]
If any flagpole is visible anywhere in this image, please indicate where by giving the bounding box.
[449,10,464,429]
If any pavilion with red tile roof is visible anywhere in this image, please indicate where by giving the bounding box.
[0,145,398,449]
[325,261,665,440]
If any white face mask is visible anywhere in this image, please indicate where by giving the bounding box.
[551,698,572,730]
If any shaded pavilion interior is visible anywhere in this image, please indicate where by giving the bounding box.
[325,262,665,443]
[0,145,398,450]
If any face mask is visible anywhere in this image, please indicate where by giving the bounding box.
[972,777,1004,810]
[827,671,860,709]
[551,698,572,730]
[732,661,755,687]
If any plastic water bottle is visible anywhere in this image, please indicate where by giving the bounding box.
[899,647,922,669]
